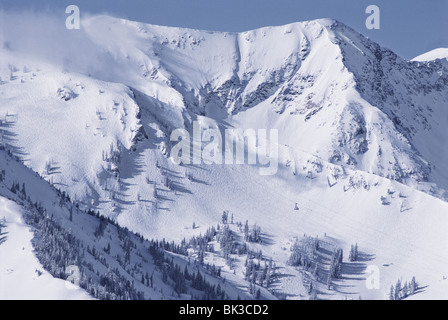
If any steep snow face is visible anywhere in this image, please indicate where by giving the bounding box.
[330,24,448,193]
[77,16,346,116]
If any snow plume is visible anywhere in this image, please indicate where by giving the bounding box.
[0,9,119,78]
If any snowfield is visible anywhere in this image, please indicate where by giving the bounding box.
[412,48,448,62]
[0,12,448,300]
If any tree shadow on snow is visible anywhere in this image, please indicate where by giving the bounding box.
[259,233,275,246]
[333,252,376,294]
[0,234,7,246]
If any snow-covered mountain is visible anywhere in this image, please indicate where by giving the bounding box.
[1,13,448,300]
[412,48,448,62]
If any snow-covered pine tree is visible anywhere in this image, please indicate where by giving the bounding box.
[389,285,395,300]
[222,210,228,224]
[349,245,355,262]
[394,279,401,300]
[349,243,358,262]
[308,281,314,295]
[255,288,261,300]
[410,276,417,295]
[402,281,408,299]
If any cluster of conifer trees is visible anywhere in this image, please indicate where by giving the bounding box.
[389,277,418,300]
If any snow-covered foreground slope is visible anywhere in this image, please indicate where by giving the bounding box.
[0,197,91,299]
[0,149,257,300]
[1,12,448,299]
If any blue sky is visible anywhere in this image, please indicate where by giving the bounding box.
[1,0,447,59]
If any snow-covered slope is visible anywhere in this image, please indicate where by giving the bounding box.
[2,15,448,198]
[0,197,92,300]
[1,13,448,300]
[0,148,257,300]
[412,48,448,62]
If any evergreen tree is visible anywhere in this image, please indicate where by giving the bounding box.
[349,243,358,262]
[184,265,190,280]
[410,276,417,295]
[308,281,314,295]
[389,285,395,300]
[222,211,228,224]
[266,259,272,287]
[255,288,261,300]
[326,276,332,290]
[104,242,111,254]
[394,279,401,300]
[11,182,17,194]
[313,263,318,279]
[402,281,408,299]
[330,248,343,279]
